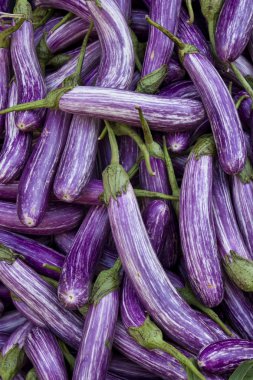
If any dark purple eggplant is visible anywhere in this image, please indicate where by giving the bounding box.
[131,9,148,38]
[249,32,253,63]
[165,57,186,83]
[0,332,9,349]
[25,327,68,380]
[54,231,75,255]
[0,42,10,134]
[0,311,26,334]
[119,136,139,172]
[159,80,199,99]
[0,182,18,201]
[109,354,156,379]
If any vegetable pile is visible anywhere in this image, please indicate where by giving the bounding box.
[0,0,253,379]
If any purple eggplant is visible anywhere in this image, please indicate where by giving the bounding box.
[54,231,75,255]
[25,327,68,380]
[165,57,186,83]
[0,311,26,334]
[160,211,179,269]
[0,333,9,349]
[180,136,223,307]
[0,44,10,134]
[109,354,156,379]
[0,285,10,300]
[116,0,131,20]
[11,0,46,131]
[165,132,191,153]
[215,0,253,62]
[12,296,46,329]
[119,136,139,172]
[160,80,199,99]
[34,16,62,47]
[131,9,148,38]
[0,182,18,201]
[234,90,253,128]
[217,55,253,86]
[58,205,110,309]
[198,339,253,374]
[34,0,89,18]
[249,32,253,63]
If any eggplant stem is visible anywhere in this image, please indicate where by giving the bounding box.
[105,121,120,165]
[127,162,139,179]
[49,12,74,34]
[235,94,250,110]
[0,12,25,19]
[136,106,153,146]
[207,18,216,55]
[230,63,253,105]
[228,81,233,94]
[185,0,194,23]
[98,126,107,140]
[134,189,179,201]
[74,20,94,85]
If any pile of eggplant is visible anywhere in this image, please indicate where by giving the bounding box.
[0,0,253,379]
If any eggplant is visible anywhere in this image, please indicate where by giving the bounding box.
[198,339,253,374]
[11,0,46,131]
[131,9,148,38]
[0,333,9,350]
[0,285,10,300]
[165,132,191,153]
[25,327,68,380]
[216,55,253,86]
[0,311,26,334]
[0,39,10,134]
[249,32,253,63]
[0,201,84,235]
[165,57,186,83]
[58,205,110,309]
[119,136,139,172]
[159,211,179,269]
[12,296,47,329]
[159,80,199,99]
[0,182,18,201]
[180,136,223,307]
[234,91,253,128]
[34,16,62,47]
[215,0,253,62]
[34,0,89,19]
[109,354,156,379]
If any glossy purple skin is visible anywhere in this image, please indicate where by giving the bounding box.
[142,0,181,76]
[178,8,213,62]
[0,81,31,184]
[0,229,64,279]
[17,110,71,227]
[198,339,253,374]
[0,48,10,133]
[25,327,68,380]
[116,0,131,20]
[160,80,199,99]
[0,182,18,201]
[0,201,84,235]
[12,298,47,329]
[108,183,217,353]
[180,152,223,307]
[2,321,33,356]
[215,0,253,62]
[0,333,9,349]
[212,163,253,261]
[34,16,62,47]
[165,57,186,83]
[166,132,191,153]
[183,52,246,175]
[73,290,119,380]
[160,211,179,269]
[234,91,252,127]
[34,0,89,18]
[58,205,110,309]
[109,355,156,380]
[0,259,83,348]
[54,231,75,254]
[0,311,26,334]
[11,20,46,131]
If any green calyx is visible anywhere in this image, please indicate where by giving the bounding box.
[224,251,253,292]
[136,65,168,94]
[102,163,129,205]
[199,0,224,22]
[0,18,24,48]
[78,303,89,317]
[191,134,216,160]
[32,8,54,30]
[41,275,58,288]
[0,345,25,380]
[90,259,122,305]
[36,33,53,73]
[13,0,32,19]
[26,368,38,380]
[47,53,71,68]
[0,244,18,264]
[237,158,253,184]
[129,316,205,380]
[49,12,74,34]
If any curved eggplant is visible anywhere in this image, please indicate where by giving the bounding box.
[109,354,156,380]
[34,0,89,19]
[0,47,10,134]
[0,311,26,334]
[34,16,62,47]
[159,80,199,99]
[12,296,47,329]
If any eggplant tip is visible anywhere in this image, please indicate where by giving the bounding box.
[23,215,36,227]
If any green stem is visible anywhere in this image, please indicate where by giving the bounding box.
[49,12,74,34]
[146,16,185,49]
[32,8,54,30]
[136,106,153,145]
[127,162,139,179]
[105,121,120,165]
[230,63,253,104]
[74,20,94,85]
[207,18,216,55]
[0,17,24,48]
[98,126,107,140]
[235,94,249,109]
[134,189,179,201]
[130,29,142,72]
[41,275,58,288]
[228,81,233,94]
[42,263,61,273]
[58,341,75,370]
[185,0,194,23]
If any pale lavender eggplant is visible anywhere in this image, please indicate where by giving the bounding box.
[166,132,191,153]
[159,80,199,99]
[0,333,9,349]
[73,290,119,380]
[198,339,253,374]
[180,141,223,307]
[0,201,84,235]
[0,259,83,348]
[17,110,71,227]
[34,16,62,47]
[0,48,10,133]
[12,297,47,329]
[25,327,68,380]
[58,205,110,309]
[165,57,186,83]
[2,321,33,356]
[0,81,31,184]
[11,20,46,131]
[108,183,217,352]
[215,0,253,62]
[0,311,26,334]
[142,0,182,76]
[109,355,156,380]
[34,0,89,18]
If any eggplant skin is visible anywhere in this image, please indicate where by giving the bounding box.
[198,339,253,374]
[0,48,10,134]
[34,0,89,18]
[215,0,253,62]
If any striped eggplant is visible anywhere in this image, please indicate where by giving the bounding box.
[58,205,110,309]
[109,355,156,379]
[234,91,253,128]
[165,57,186,83]
[0,321,33,380]
[147,18,246,175]
[249,32,253,63]
[0,251,83,348]
[25,327,68,380]
[34,0,89,18]
[119,136,139,172]
[73,261,121,380]
[0,81,31,184]
[0,182,19,201]
[0,311,26,334]
[12,296,46,329]
[216,55,253,86]
[159,211,179,269]
[0,333,9,350]
[116,0,131,20]
[131,9,149,38]
[213,162,253,291]
[34,16,62,47]
[11,0,46,131]
[0,201,84,235]
[180,136,223,307]
[165,132,191,153]
[159,80,199,99]
[17,110,71,227]
[0,32,10,134]
[215,0,253,62]
[198,339,253,374]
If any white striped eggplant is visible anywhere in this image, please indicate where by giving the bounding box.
[0,29,11,134]
[147,18,246,175]
[180,136,223,307]
[109,354,156,380]
[11,0,46,131]
[160,80,199,99]
[73,260,121,380]
[34,16,62,47]
[0,81,31,184]
[54,231,75,255]
[58,205,110,309]
[12,296,47,329]
[198,339,253,374]
[213,162,253,291]
[0,321,33,380]
[0,250,83,348]
[25,327,68,380]
[215,0,253,62]
[165,56,186,83]
[0,311,26,334]
[34,0,89,18]
[17,110,71,227]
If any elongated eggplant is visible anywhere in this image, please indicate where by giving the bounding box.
[34,16,62,47]
[0,311,26,334]
[215,0,253,62]
[116,0,131,20]
[34,0,89,18]
[0,333,9,349]
[11,0,46,131]
[0,201,84,235]
[0,42,10,134]
[159,80,199,99]
[180,136,223,307]
[109,354,156,379]
[198,339,253,374]
[25,327,68,380]
[12,296,47,329]
[165,57,186,83]
[119,136,139,172]
[0,81,31,184]
[58,205,110,309]
[0,182,19,201]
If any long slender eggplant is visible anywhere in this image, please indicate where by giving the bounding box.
[34,0,89,19]
[198,339,253,374]
[0,311,26,334]
[25,327,68,380]
[159,80,199,99]
[58,205,110,309]
[215,0,253,62]
[180,136,223,307]
[165,57,186,83]
[12,296,47,329]
[11,0,46,131]
[0,333,9,350]
[0,81,31,184]
[0,35,10,134]
[109,354,156,379]
[34,16,62,47]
